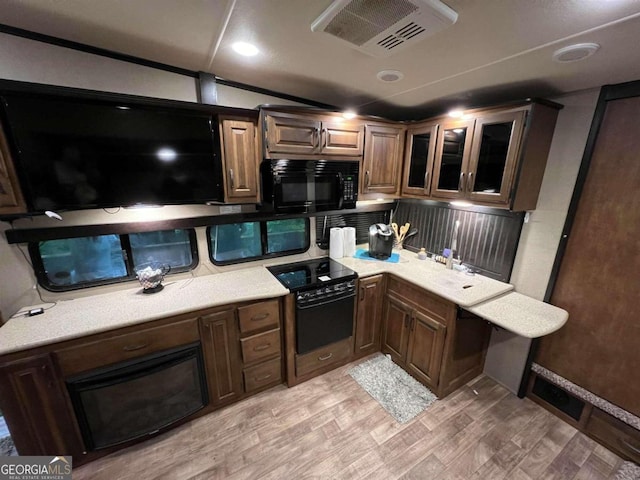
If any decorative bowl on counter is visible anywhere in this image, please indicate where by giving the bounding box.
[135,264,171,294]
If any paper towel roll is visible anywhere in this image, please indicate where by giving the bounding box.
[343,227,356,257]
[329,227,344,259]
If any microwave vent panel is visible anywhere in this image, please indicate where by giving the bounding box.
[311,0,458,57]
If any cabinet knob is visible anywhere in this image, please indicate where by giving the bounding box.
[467,172,474,193]
[423,171,429,194]
[123,343,149,352]
[365,170,371,189]
[318,352,333,361]
[251,313,269,322]
[253,343,271,352]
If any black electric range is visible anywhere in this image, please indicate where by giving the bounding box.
[267,257,357,292]
[268,257,358,354]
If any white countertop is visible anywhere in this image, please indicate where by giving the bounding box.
[335,249,514,307]
[0,267,288,356]
[0,248,568,356]
[467,291,568,338]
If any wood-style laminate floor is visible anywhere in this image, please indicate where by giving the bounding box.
[75,356,624,480]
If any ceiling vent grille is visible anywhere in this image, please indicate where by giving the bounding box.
[311,0,457,57]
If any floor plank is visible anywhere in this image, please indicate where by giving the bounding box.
[73,357,624,480]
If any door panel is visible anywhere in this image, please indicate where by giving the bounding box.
[406,310,446,389]
[536,95,640,416]
[431,119,474,200]
[354,275,384,356]
[381,294,411,363]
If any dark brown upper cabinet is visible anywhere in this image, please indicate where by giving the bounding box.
[401,121,439,198]
[0,121,27,215]
[428,102,560,210]
[219,115,260,203]
[263,111,363,159]
[361,123,405,197]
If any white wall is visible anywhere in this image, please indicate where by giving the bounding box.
[0,33,312,320]
[483,88,600,393]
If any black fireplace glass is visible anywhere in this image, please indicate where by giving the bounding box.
[67,343,207,450]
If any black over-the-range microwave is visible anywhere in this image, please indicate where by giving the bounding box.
[259,159,358,213]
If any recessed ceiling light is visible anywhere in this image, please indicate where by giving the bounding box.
[448,109,464,118]
[232,42,259,57]
[552,43,600,63]
[376,70,404,82]
[342,110,357,119]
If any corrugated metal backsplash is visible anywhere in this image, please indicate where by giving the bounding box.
[393,199,524,282]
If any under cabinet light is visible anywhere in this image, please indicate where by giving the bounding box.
[450,200,473,207]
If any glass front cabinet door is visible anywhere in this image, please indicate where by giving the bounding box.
[430,119,475,200]
[467,110,525,205]
[402,122,438,197]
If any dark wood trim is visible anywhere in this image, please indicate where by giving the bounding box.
[198,72,218,106]
[0,23,199,78]
[4,202,395,244]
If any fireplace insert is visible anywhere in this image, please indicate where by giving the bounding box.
[66,342,208,450]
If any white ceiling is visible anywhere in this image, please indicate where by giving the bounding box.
[1,0,640,119]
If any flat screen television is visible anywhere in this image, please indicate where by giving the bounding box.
[0,92,224,212]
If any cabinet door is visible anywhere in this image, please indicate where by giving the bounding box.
[381,294,412,364]
[354,275,384,357]
[430,119,475,200]
[265,112,321,155]
[405,310,446,389]
[0,124,27,214]
[321,120,364,156]
[0,354,82,456]
[402,122,438,197]
[200,309,243,407]
[362,124,405,195]
[467,110,525,205]
[220,117,259,203]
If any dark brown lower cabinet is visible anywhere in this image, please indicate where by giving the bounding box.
[381,276,489,398]
[199,309,243,407]
[0,354,82,456]
[354,274,384,358]
[382,291,447,392]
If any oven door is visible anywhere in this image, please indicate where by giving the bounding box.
[296,289,355,354]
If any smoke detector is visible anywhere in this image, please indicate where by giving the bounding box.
[311,0,458,57]
[552,43,600,63]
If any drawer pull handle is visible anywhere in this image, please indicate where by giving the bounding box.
[619,438,640,455]
[254,344,271,351]
[318,353,333,361]
[123,343,149,352]
[251,313,269,322]
[255,374,272,382]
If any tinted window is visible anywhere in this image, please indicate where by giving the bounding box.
[31,229,197,291]
[209,218,309,265]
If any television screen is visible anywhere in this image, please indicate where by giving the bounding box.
[1,93,223,211]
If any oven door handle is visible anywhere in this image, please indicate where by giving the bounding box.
[296,292,355,310]
[337,172,344,209]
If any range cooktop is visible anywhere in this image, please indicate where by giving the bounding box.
[267,257,357,292]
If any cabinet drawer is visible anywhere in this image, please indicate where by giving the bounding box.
[240,328,281,364]
[243,357,282,393]
[55,318,199,376]
[237,299,280,335]
[296,337,352,377]
[387,276,454,324]
[586,408,640,463]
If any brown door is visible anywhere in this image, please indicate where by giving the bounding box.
[381,294,411,364]
[430,118,474,200]
[0,122,27,214]
[405,310,446,389]
[467,110,525,205]
[220,117,259,203]
[264,112,321,155]
[536,95,640,417]
[362,124,404,195]
[354,275,384,357]
[0,354,83,456]
[200,309,243,407]
[402,122,439,197]
[321,120,364,156]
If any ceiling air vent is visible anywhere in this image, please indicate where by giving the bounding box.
[311,0,458,57]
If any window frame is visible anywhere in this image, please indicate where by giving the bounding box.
[207,218,310,266]
[29,229,199,292]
